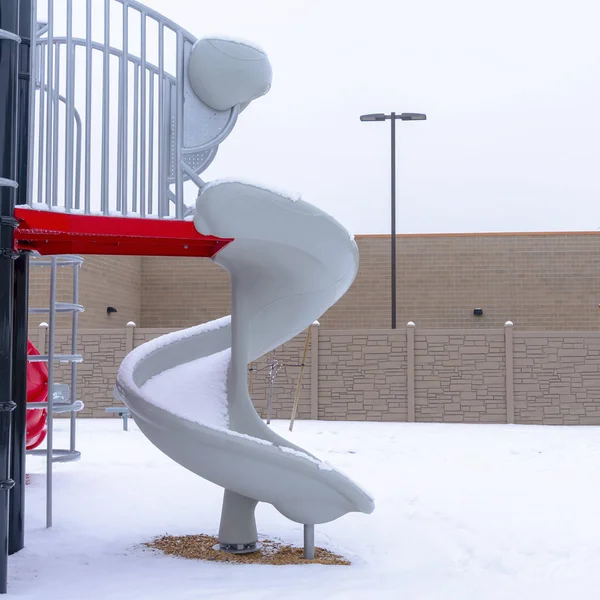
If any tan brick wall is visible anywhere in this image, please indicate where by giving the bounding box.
[28,255,142,330]
[139,232,600,330]
[140,256,230,328]
[35,323,600,426]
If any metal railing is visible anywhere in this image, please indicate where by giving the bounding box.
[29,0,240,219]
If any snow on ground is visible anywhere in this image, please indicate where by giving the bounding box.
[11,419,600,599]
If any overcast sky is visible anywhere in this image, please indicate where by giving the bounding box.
[143,0,599,234]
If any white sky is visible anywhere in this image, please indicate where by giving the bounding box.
[144,0,599,234]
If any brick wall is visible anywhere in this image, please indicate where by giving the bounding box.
[28,255,142,329]
[29,233,600,331]
[140,257,230,328]
[34,322,600,426]
[139,232,600,330]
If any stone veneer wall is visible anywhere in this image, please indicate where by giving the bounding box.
[32,323,600,425]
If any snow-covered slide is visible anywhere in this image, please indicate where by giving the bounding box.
[115,181,374,553]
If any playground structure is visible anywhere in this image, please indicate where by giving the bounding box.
[0,0,373,593]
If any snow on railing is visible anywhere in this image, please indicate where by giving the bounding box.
[29,0,238,219]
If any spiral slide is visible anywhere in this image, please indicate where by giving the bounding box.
[26,340,49,451]
[115,181,374,552]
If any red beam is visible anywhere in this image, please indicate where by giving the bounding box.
[14,208,232,257]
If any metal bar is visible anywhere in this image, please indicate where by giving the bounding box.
[69,260,80,451]
[101,0,110,215]
[26,0,37,207]
[390,113,396,330]
[41,37,178,82]
[0,3,20,590]
[116,55,123,212]
[28,302,84,313]
[27,402,82,411]
[74,101,82,209]
[132,65,139,213]
[84,0,92,214]
[51,43,59,207]
[303,524,315,560]
[139,15,146,217]
[64,0,74,212]
[9,0,34,557]
[182,163,205,189]
[121,2,128,215]
[148,72,154,214]
[44,0,54,211]
[36,43,45,205]
[46,257,57,528]
[175,33,184,219]
[30,255,83,266]
[157,24,165,217]
[27,354,82,363]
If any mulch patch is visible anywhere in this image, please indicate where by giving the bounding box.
[143,533,350,566]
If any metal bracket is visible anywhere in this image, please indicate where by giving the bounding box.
[0,249,20,260]
[0,216,18,228]
[0,29,21,44]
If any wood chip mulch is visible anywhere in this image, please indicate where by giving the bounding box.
[143,533,350,566]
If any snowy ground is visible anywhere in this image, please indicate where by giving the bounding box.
[11,419,600,599]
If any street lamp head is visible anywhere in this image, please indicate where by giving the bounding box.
[399,113,427,121]
[360,113,387,122]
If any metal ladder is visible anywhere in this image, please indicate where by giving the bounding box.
[27,253,84,528]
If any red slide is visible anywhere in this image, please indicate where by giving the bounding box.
[26,340,48,450]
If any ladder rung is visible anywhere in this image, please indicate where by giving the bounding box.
[29,302,84,314]
[27,354,83,363]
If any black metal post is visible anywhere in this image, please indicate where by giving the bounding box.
[390,112,396,329]
[0,0,21,593]
[9,0,32,557]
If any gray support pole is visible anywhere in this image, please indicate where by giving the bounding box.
[303,524,315,560]
[69,260,80,451]
[46,257,56,528]
[217,489,259,553]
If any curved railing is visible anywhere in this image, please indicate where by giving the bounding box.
[29,0,240,219]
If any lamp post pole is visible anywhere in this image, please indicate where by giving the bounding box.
[390,113,396,329]
[360,112,426,329]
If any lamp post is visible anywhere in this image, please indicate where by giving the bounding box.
[360,112,426,329]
